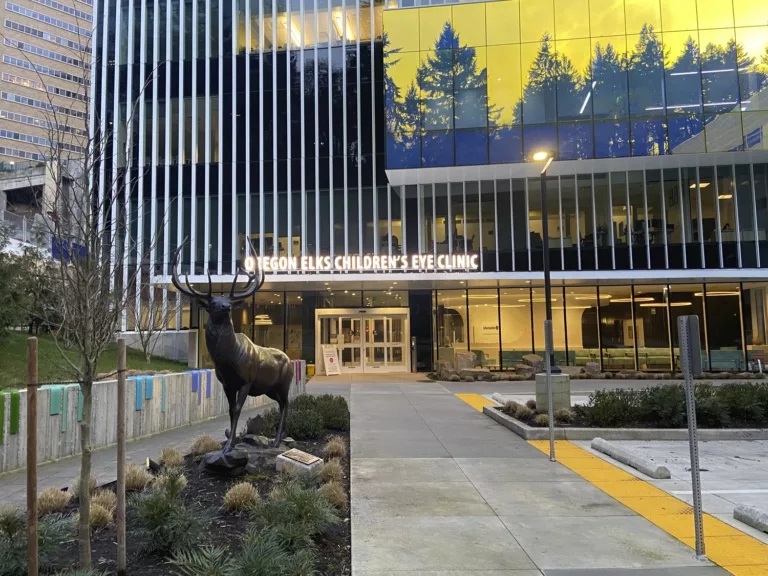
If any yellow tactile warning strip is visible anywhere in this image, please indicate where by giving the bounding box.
[455,393,495,412]
[528,440,768,575]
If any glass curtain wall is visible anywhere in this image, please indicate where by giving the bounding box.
[384,165,768,273]
[500,288,532,368]
[435,289,468,365]
[384,1,768,169]
[468,289,501,369]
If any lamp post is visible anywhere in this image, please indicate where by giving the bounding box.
[532,150,558,462]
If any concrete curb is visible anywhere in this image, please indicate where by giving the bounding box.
[591,437,671,479]
[482,406,768,441]
[734,505,768,534]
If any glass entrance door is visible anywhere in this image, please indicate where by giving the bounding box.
[317,309,410,374]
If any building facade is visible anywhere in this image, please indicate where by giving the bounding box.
[95,0,768,374]
[0,0,92,164]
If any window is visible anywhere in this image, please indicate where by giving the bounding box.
[633,285,671,370]
[3,38,89,68]
[564,287,599,366]
[5,3,92,37]
[500,288,532,366]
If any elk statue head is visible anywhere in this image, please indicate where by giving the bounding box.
[171,240,294,454]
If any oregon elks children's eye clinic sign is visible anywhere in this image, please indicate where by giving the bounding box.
[244,253,479,273]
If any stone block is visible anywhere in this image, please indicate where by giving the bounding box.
[522,354,545,371]
[534,373,571,414]
[584,361,600,375]
[455,352,476,371]
[200,448,249,477]
[276,448,323,474]
[243,434,271,448]
[734,505,768,533]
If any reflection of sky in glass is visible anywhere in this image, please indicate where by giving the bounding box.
[384,0,768,169]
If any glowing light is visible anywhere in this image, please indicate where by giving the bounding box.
[244,256,256,271]
[694,291,738,297]
[690,182,710,189]
[532,150,550,161]
[718,194,733,199]
[579,81,596,114]
[670,302,692,307]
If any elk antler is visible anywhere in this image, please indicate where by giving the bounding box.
[230,237,265,301]
[171,240,213,302]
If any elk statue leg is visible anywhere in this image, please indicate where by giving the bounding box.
[272,397,289,448]
[224,385,252,453]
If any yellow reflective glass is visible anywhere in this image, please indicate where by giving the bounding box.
[520,0,554,43]
[386,51,420,115]
[663,30,700,69]
[696,0,734,29]
[733,0,768,28]
[736,26,768,68]
[373,4,384,41]
[590,0,626,38]
[556,38,592,80]
[384,9,419,53]
[453,3,486,48]
[590,34,628,76]
[554,0,589,40]
[487,44,522,125]
[660,0,697,31]
[625,0,660,34]
[486,0,520,45]
[419,6,451,51]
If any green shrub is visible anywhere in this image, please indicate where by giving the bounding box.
[583,389,643,427]
[53,570,107,576]
[554,408,573,424]
[313,395,350,431]
[534,413,548,427]
[716,383,766,424]
[286,409,324,441]
[171,526,317,576]
[513,405,532,421]
[253,474,340,552]
[637,385,686,428]
[0,506,71,576]
[525,399,537,410]
[258,408,282,437]
[289,394,318,412]
[129,468,207,556]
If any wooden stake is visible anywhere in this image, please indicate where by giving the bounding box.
[116,339,126,575]
[26,337,38,576]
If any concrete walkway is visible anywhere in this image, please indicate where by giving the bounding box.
[0,404,271,507]
[330,377,729,576]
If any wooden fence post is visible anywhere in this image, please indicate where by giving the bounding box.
[27,337,38,576]
[117,339,126,575]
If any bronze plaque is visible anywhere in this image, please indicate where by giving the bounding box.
[282,448,321,465]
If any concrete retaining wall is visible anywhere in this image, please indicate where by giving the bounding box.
[121,330,192,364]
[0,360,306,474]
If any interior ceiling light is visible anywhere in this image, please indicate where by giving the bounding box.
[670,302,692,306]
[694,291,738,297]
[639,303,667,307]
[718,194,733,199]
[690,182,711,188]
[574,294,612,300]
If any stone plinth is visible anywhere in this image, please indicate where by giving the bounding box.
[535,373,571,414]
[276,448,323,474]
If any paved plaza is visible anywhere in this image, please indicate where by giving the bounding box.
[0,373,766,574]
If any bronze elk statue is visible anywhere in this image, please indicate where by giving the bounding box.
[171,242,293,451]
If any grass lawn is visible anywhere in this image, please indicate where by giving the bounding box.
[0,331,188,390]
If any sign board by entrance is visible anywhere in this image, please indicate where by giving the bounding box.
[322,345,341,376]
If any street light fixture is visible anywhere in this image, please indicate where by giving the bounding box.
[532,149,558,462]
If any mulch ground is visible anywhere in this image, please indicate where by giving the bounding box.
[46,430,351,575]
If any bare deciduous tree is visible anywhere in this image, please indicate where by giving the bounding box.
[132,280,177,363]
[1,8,165,567]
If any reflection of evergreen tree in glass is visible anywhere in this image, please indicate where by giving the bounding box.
[627,25,667,155]
[513,33,558,124]
[402,83,420,148]
[416,23,500,130]
[700,40,754,111]
[383,32,404,135]
[592,42,628,120]
[667,36,702,144]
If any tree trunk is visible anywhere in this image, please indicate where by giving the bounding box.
[78,382,93,568]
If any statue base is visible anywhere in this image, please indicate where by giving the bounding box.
[199,448,249,477]
[233,442,291,472]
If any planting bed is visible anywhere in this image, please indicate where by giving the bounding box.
[43,405,351,575]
